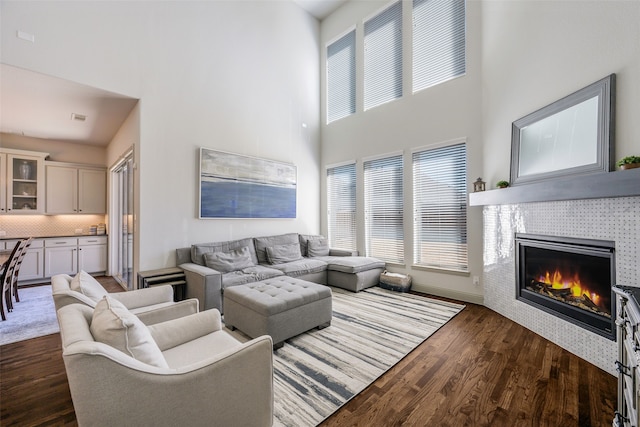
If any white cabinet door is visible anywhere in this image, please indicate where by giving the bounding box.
[44,238,78,276]
[78,236,107,273]
[6,153,45,214]
[78,168,106,214]
[78,244,107,273]
[5,239,45,281]
[45,163,106,214]
[45,165,78,214]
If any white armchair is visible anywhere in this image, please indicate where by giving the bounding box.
[51,272,198,325]
[57,302,274,427]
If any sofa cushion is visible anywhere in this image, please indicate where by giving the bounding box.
[70,270,108,302]
[191,238,257,266]
[265,243,303,264]
[307,238,330,257]
[222,266,285,288]
[254,233,299,264]
[203,246,255,273]
[326,257,386,274]
[269,258,328,277]
[299,234,326,257]
[90,296,169,368]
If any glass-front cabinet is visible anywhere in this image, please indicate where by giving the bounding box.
[1,149,48,214]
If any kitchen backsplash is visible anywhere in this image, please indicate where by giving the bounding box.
[0,215,106,238]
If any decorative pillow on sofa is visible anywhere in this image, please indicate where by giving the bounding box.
[90,296,169,368]
[70,270,108,302]
[203,246,255,273]
[307,238,330,257]
[265,243,303,265]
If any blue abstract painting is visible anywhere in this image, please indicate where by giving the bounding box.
[199,148,297,219]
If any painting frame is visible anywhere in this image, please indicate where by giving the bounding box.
[510,74,615,186]
[199,148,297,219]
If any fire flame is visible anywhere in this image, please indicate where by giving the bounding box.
[539,269,601,306]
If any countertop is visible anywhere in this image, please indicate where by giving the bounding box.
[0,234,107,241]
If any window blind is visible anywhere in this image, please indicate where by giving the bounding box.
[327,163,357,251]
[364,155,404,263]
[413,0,466,93]
[412,143,468,271]
[327,30,356,123]
[364,1,403,110]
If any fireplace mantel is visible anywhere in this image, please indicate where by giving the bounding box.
[469,167,640,206]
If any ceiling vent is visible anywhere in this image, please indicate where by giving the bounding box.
[71,113,87,122]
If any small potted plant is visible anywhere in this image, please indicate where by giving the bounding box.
[616,155,640,170]
[496,180,510,189]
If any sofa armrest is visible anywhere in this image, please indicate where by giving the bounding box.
[148,309,223,351]
[109,285,174,309]
[135,299,199,326]
[329,248,358,257]
[179,263,223,311]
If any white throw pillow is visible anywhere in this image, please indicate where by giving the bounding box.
[70,270,108,302]
[90,296,169,368]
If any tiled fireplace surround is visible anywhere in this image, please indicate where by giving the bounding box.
[482,196,639,376]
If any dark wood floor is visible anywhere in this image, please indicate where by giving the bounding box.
[1,278,616,426]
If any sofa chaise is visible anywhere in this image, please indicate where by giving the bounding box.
[176,233,385,312]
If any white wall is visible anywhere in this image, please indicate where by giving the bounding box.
[320,1,484,303]
[1,1,321,271]
[481,0,640,185]
[0,133,106,165]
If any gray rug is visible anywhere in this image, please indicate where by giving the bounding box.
[0,285,58,346]
[227,286,465,427]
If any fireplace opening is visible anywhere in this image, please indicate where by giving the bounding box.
[515,233,615,340]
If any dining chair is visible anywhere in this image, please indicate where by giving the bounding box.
[10,237,33,307]
[1,240,24,321]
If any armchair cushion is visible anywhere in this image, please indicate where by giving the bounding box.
[70,270,108,302]
[203,246,255,273]
[90,296,168,368]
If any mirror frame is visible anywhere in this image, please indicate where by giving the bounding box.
[510,74,615,186]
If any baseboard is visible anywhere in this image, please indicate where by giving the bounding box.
[410,283,484,305]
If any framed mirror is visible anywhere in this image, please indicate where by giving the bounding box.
[510,74,615,186]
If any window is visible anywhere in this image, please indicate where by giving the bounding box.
[364,154,404,264]
[412,142,467,271]
[364,1,403,110]
[413,0,466,93]
[327,163,357,251]
[327,30,356,123]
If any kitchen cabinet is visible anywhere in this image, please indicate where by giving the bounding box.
[45,162,106,214]
[4,239,45,281]
[44,236,107,277]
[78,236,108,273]
[1,149,48,214]
[44,238,78,276]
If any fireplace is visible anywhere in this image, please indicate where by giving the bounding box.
[515,233,616,340]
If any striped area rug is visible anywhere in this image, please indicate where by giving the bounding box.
[265,287,465,427]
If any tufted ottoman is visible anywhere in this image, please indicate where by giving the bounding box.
[223,277,332,349]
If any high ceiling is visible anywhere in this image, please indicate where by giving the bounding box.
[0,64,138,147]
[0,1,346,147]
[294,0,348,20]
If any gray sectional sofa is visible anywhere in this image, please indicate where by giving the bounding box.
[176,233,385,312]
